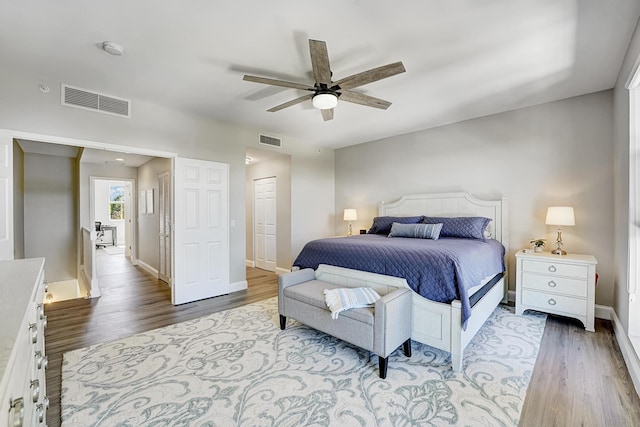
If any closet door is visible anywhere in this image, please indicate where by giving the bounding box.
[254,177,276,272]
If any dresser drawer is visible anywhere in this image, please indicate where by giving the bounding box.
[522,289,587,316]
[521,259,588,279]
[521,272,587,297]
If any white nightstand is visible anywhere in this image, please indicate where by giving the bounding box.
[515,250,597,332]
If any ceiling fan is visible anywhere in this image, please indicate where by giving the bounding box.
[243,39,406,121]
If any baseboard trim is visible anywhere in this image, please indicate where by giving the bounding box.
[276,267,291,275]
[136,259,159,278]
[246,259,255,268]
[610,309,640,397]
[230,280,248,292]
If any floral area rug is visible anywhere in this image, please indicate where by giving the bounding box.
[61,297,546,426]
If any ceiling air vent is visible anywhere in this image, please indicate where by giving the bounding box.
[259,134,281,148]
[61,84,131,118]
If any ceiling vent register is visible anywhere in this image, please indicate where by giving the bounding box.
[259,134,281,148]
[61,84,131,118]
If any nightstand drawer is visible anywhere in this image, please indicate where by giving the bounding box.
[521,273,587,297]
[522,289,587,316]
[521,259,588,279]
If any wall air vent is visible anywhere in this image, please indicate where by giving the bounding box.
[259,134,281,148]
[61,84,131,118]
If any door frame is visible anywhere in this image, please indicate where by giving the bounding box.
[0,128,177,281]
[89,177,136,261]
[158,170,171,283]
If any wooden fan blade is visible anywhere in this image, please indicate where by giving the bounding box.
[321,108,334,121]
[243,75,314,91]
[267,94,313,112]
[309,39,332,85]
[339,90,392,110]
[333,62,406,90]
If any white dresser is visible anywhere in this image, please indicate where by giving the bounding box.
[515,251,597,332]
[0,258,48,427]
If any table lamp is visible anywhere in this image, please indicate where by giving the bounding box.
[545,206,575,255]
[343,208,357,236]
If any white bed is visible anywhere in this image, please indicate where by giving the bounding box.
[377,191,509,371]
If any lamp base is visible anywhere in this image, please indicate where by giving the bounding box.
[551,248,567,255]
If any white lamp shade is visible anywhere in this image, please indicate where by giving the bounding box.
[545,206,575,226]
[312,93,338,110]
[343,208,357,221]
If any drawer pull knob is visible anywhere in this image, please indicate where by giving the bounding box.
[548,265,557,273]
[548,298,557,306]
[36,404,44,423]
[9,397,24,427]
[42,314,48,329]
[36,303,45,320]
[29,323,38,344]
[30,379,40,403]
[548,280,557,288]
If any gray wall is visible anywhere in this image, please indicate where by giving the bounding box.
[245,152,292,270]
[0,65,335,287]
[24,153,77,282]
[137,157,171,270]
[613,17,640,333]
[12,140,24,259]
[336,91,614,306]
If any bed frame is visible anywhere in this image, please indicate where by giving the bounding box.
[379,192,509,371]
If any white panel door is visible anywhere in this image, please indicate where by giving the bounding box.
[254,177,276,272]
[158,171,171,283]
[173,158,229,304]
[0,134,12,260]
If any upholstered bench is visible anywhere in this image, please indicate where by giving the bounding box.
[278,264,412,379]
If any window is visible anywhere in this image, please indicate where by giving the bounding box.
[109,185,125,220]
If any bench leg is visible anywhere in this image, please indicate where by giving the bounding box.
[279,315,286,330]
[403,338,412,357]
[378,356,388,379]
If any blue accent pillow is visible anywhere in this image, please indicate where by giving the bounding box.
[388,222,443,240]
[367,216,424,235]
[421,216,491,241]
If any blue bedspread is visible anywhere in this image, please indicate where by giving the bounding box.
[293,235,505,326]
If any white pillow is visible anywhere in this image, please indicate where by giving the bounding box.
[324,287,381,319]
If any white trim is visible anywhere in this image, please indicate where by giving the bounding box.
[246,259,255,268]
[626,53,640,90]
[595,304,613,321]
[136,259,159,278]
[611,308,640,397]
[5,129,177,159]
[276,267,291,275]
[229,280,248,292]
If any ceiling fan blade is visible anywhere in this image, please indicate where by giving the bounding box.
[267,94,313,112]
[339,90,392,110]
[321,108,334,121]
[309,39,332,85]
[333,62,406,90]
[243,75,314,91]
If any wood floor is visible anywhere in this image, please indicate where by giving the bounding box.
[44,252,640,426]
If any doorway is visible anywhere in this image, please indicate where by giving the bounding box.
[91,178,135,271]
[158,170,171,283]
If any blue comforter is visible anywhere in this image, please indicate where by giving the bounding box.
[293,234,505,326]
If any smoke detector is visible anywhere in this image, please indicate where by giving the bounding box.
[102,41,124,56]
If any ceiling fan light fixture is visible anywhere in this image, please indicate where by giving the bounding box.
[312,92,338,110]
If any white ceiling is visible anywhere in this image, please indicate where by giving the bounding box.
[2,1,639,149]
